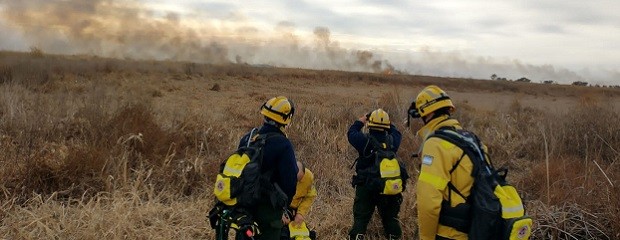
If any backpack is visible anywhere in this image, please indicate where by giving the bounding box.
[430,128,533,240]
[213,129,284,208]
[356,134,409,195]
[288,221,314,240]
[208,204,260,239]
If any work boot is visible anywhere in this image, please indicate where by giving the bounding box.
[387,234,401,240]
[349,234,364,240]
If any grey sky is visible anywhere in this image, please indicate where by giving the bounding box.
[174,0,620,84]
[1,0,618,85]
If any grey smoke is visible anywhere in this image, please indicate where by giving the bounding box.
[0,0,615,84]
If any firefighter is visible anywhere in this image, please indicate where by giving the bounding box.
[409,85,472,240]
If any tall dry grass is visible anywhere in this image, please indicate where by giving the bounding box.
[0,51,619,239]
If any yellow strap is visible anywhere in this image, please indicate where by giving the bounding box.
[419,171,448,190]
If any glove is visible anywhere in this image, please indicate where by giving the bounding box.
[408,103,420,118]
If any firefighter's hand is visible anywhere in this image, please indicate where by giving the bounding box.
[358,115,367,124]
[282,213,291,225]
[292,213,304,226]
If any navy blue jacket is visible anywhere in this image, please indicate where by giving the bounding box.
[238,124,298,206]
[347,120,402,172]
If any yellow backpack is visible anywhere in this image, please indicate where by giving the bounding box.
[355,134,409,195]
[213,130,280,208]
[377,150,404,195]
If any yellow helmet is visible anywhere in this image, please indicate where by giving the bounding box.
[367,108,390,129]
[414,85,454,118]
[261,96,295,125]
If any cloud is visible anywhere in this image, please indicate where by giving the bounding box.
[534,24,566,34]
[519,1,617,26]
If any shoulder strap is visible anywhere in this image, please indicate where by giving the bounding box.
[250,131,281,147]
[249,132,286,189]
[428,128,490,201]
[367,132,393,150]
[430,128,490,172]
[350,133,393,170]
[243,131,283,171]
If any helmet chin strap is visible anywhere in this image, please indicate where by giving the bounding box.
[422,113,433,125]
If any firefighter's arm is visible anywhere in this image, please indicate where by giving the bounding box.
[278,140,299,204]
[296,171,317,216]
[417,138,452,240]
[296,186,317,216]
[347,120,367,151]
[390,124,403,151]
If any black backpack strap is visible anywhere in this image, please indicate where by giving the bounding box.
[350,136,371,170]
[446,151,467,201]
[367,132,394,151]
[430,128,488,171]
[367,134,383,150]
[251,131,281,145]
[252,131,284,168]
[351,133,384,170]
[428,128,485,202]
[385,133,394,150]
[251,131,289,209]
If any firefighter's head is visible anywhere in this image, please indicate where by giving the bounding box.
[408,85,455,123]
[261,96,295,126]
[367,108,391,131]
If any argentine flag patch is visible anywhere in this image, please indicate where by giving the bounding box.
[422,155,434,165]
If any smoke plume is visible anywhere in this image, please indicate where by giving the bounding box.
[0,0,395,73]
[0,0,613,84]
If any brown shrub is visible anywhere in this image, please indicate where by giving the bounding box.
[1,51,620,239]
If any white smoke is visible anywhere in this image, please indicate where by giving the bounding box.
[0,0,616,85]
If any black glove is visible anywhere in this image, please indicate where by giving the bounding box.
[408,102,420,118]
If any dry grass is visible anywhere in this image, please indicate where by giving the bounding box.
[0,51,619,239]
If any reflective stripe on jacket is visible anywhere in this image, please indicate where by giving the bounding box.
[416,115,474,240]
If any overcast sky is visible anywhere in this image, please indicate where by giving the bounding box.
[1,0,618,85]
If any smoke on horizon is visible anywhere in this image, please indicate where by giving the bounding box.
[0,0,613,85]
[0,0,396,74]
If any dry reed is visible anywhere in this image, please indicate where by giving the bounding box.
[0,51,619,239]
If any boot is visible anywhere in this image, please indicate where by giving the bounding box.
[387,234,400,240]
[349,234,364,240]
[309,230,317,240]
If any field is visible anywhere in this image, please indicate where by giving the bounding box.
[1,51,619,239]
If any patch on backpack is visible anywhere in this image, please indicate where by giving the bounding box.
[422,155,433,165]
[215,179,224,192]
[391,182,400,190]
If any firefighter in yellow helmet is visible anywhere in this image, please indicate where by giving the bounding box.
[347,108,408,240]
[236,96,299,239]
[281,161,318,239]
[408,85,473,240]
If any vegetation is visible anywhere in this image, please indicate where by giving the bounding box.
[573,81,589,86]
[0,51,619,239]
